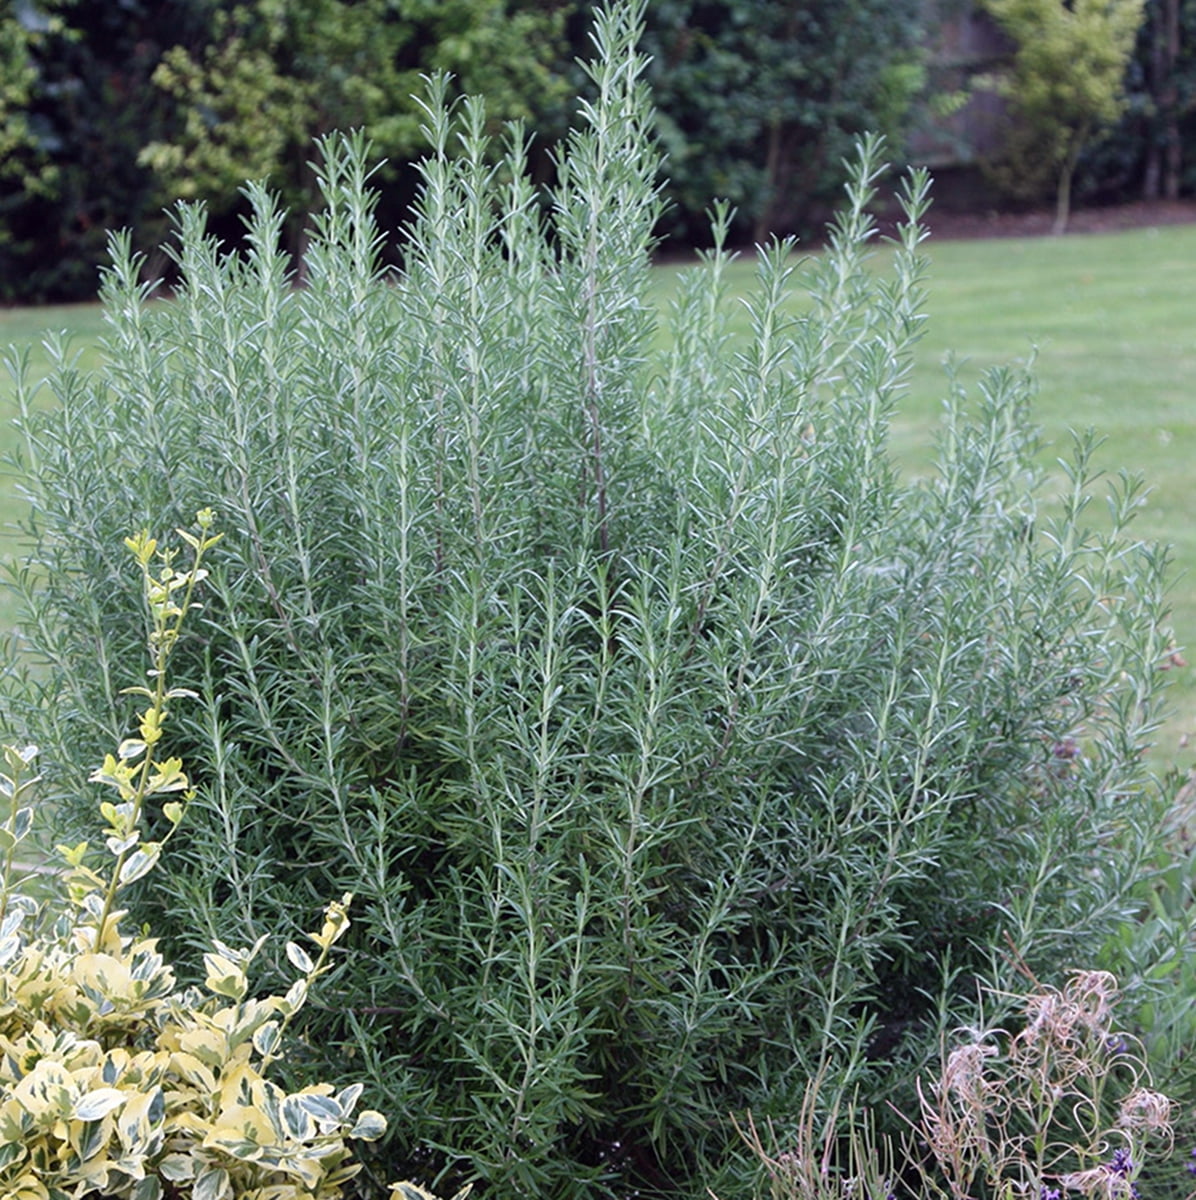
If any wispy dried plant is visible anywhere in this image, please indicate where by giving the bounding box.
[734,974,1174,1200]
[915,972,1172,1200]
[725,1068,895,1200]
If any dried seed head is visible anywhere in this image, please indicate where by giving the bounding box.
[1059,1166,1136,1200]
[1066,971,1119,1034]
[1017,971,1120,1057]
[1019,989,1063,1050]
[944,1039,996,1109]
[1117,1088,1172,1135]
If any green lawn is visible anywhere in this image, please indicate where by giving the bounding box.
[908,226,1196,775]
[652,224,1196,775]
[0,302,108,380]
[3,222,1195,774]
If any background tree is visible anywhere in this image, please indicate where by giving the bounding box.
[0,0,209,302]
[980,0,1147,233]
[0,0,71,210]
[3,0,1188,303]
[1142,0,1189,195]
[0,0,574,301]
[634,0,926,243]
[1088,0,1196,201]
[0,0,74,276]
[138,0,576,255]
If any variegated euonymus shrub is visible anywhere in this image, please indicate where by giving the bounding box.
[0,516,400,1200]
[1,2,1179,1197]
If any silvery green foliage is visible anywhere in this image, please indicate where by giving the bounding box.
[2,2,1174,1197]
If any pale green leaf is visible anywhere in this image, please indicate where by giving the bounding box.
[193,1166,231,1200]
[118,738,147,761]
[280,1094,316,1141]
[285,1154,323,1190]
[297,1092,342,1123]
[392,1181,439,1200]
[11,806,32,842]
[75,1116,106,1161]
[203,951,247,999]
[285,940,314,974]
[118,844,161,886]
[107,832,139,857]
[252,1020,281,1057]
[73,1088,126,1121]
[335,1082,364,1115]
[281,977,308,1015]
[159,1153,196,1182]
[349,1109,387,1141]
[3,745,37,771]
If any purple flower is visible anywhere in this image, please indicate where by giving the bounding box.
[1105,1150,1141,1199]
[1040,1187,1061,1200]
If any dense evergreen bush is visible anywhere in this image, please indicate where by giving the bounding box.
[2,3,1175,1197]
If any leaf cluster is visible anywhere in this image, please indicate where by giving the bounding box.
[138,0,574,224]
[984,0,1146,136]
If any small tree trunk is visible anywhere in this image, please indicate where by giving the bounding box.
[1143,0,1166,199]
[1165,128,1183,199]
[1143,144,1161,201]
[1053,160,1074,235]
[1053,127,1090,236]
[755,118,783,243]
[1162,0,1183,199]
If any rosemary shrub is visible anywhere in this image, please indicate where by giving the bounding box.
[2,3,1175,1197]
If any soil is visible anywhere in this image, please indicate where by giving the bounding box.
[916,197,1196,242]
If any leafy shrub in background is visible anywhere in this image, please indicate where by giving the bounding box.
[638,0,926,244]
[1,2,1179,1197]
[0,517,396,1200]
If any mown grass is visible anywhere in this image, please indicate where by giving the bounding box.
[0,302,109,640]
[3,221,1195,774]
[0,303,108,382]
[908,225,1196,775]
[653,222,1196,776]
